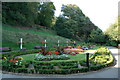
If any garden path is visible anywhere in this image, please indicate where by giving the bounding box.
[1,46,119,79]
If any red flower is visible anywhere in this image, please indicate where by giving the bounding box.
[38,52,42,54]
[47,51,59,54]
[14,60,18,63]
[8,59,13,62]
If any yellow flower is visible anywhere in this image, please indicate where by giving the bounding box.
[17,57,23,60]
[4,57,7,60]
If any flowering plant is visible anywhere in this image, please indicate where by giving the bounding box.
[48,51,59,54]
[64,50,79,55]
[34,54,69,61]
[3,57,24,66]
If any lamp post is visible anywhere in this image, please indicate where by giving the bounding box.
[20,38,23,50]
[44,40,46,48]
[86,53,90,69]
[66,41,68,46]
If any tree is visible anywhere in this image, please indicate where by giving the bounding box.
[55,4,97,40]
[105,16,119,46]
[36,2,56,28]
[2,2,39,26]
[88,28,107,43]
[105,16,119,42]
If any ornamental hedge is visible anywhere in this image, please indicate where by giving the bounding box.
[1,47,114,74]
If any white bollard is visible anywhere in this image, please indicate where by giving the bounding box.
[45,40,46,48]
[20,38,23,50]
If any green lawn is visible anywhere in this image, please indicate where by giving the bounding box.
[15,46,99,62]
[2,24,100,51]
[18,51,95,62]
[19,53,86,61]
[2,24,71,50]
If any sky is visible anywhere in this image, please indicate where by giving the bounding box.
[51,0,119,32]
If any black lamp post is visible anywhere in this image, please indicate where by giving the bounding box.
[86,53,89,69]
[73,41,76,48]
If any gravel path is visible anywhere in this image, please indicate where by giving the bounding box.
[1,46,119,78]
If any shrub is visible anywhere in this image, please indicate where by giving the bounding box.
[0,47,11,52]
[60,65,78,69]
[16,68,28,73]
[79,60,86,66]
[34,46,41,49]
[95,47,110,55]
[90,64,106,71]
[94,55,110,64]
[1,46,114,74]
[28,69,35,73]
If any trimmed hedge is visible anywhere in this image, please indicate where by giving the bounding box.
[36,68,89,74]
[1,47,114,74]
[0,47,11,52]
[90,64,106,71]
[2,49,40,58]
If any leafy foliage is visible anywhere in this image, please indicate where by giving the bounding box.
[105,16,119,46]
[88,28,108,43]
[35,2,56,28]
[55,4,98,40]
[2,2,55,28]
[2,2,39,26]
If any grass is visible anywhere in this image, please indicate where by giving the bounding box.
[2,24,99,51]
[2,24,56,36]
[2,24,71,50]
[18,48,96,62]
[19,53,87,61]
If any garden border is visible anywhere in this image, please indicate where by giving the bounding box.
[1,47,115,75]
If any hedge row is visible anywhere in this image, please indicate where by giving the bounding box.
[2,67,89,74]
[1,47,114,74]
[2,49,40,58]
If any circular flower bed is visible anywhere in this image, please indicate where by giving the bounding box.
[1,46,114,74]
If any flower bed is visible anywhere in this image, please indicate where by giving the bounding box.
[1,46,114,74]
[34,54,70,61]
[64,48,84,52]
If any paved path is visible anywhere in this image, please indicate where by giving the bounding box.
[1,46,119,78]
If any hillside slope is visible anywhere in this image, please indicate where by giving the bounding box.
[2,25,71,50]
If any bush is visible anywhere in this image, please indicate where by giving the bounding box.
[37,68,89,74]
[60,65,78,69]
[95,47,110,55]
[2,49,40,58]
[106,40,118,47]
[0,47,11,52]
[34,46,41,49]
[16,68,28,73]
[90,64,106,71]
[79,60,86,66]
[1,46,114,74]
[28,69,35,73]
[94,55,110,64]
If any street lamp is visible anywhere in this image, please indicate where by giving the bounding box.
[86,53,89,69]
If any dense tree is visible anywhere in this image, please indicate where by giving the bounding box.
[88,28,108,43]
[105,16,119,42]
[2,2,56,28]
[55,4,97,40]
[2,2,39,26]
[105,16,119,46]
[36,2,56,28]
